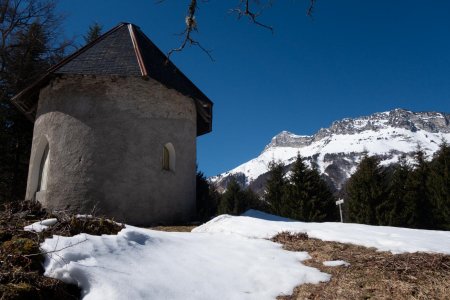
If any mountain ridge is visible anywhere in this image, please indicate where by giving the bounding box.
[211,109,450,193]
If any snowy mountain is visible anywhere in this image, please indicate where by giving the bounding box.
[211,108,450,193]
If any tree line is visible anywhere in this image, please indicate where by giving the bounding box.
[197,142,450,231]
[345,142,450,230]
[196,153,338,223]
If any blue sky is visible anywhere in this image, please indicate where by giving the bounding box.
[57,0,450,177]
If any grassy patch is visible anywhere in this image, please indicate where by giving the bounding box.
[272,232,450,300]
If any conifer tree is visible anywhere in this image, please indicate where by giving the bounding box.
[346,154,385,225]
[196,170,220,221]
[403,149,433,229]
[84,22,103,44]
[217,177,262,215]
[303,166,337,222]
[285,154,309,220]
[264,160,287,216]
[427,141,450,229]
[218,177,242,215]
[378,156,410,226]
[286,154,336,221]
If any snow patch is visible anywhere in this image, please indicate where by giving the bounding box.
[194,212,450,255]
[42,226,330,300]
[24,218,58,233]
[323,260,350,267]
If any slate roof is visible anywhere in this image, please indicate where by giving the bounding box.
[11,22,213,136]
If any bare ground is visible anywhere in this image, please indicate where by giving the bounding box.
[151,225,197,232]
[272,232,450,300]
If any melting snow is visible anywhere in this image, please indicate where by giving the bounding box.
[40,210,450,299]
[42,225,329,300]
[24,218,58,233]
[322,260,350,267]
[194,211,450,255]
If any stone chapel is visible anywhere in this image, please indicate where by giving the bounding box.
[11,22,213,225]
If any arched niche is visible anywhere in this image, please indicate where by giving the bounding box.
[162,142,176,171]
[29,137,50,198]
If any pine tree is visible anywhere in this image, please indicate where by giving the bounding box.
[427,141,450,229]
[346,154,385,225]
[378,156,410,226]
[196,169,220,221]
[264,160,287,216]
[303,166,337,222]
[84,22,103,44]
[403,149,433,229]
[286,154,337,221]
[218,177,241,215]
[285,154,309,220]
[217,177,261,215]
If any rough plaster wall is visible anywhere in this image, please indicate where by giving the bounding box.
[26,75,197,225]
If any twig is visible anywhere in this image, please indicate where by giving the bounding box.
[307,0,316,17]
[24,237,88,257]
[229,0,274,33]
[167,0,214,61]
[160,0,317,58]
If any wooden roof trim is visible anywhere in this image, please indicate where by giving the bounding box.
[128,24,148,77]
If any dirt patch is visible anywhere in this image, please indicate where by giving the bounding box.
[272,232,450,300]
[151,225,196,232]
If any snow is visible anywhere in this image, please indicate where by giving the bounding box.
[193,211,450,255]
[211,120,450,186]
[24,218,58,232]
[323,260,349,267]
[42,225,330,300]
[40,210,450,299]
[241,209,293,222]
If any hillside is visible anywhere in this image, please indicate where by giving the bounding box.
[211,108,450,192]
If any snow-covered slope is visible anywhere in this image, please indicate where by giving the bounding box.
[194,211,450,254]
[211,109,450,192]
[42,225,329,300]
[39,212,450,299]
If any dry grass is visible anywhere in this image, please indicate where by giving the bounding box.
[272,232,450,300]
[151,225,196,232]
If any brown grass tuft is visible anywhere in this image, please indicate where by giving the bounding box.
[272,232,450,300]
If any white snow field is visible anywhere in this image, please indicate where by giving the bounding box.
[40,210,450,299]
[41,225,329,300]
[194,210,450,255]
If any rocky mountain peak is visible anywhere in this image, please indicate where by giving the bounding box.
[212,108,450,194]
[265,109,450,151]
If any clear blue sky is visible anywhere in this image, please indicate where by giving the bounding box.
[57,0,450,177]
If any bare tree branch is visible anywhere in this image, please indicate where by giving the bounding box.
[229,0,274,33]
[159,0,317,59]
[166,0,214,61]
[307,0,316,17]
